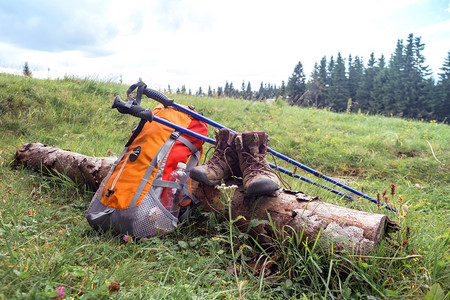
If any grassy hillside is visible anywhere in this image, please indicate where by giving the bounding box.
[0,73,448,299]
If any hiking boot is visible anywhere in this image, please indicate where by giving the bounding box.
[235,131,281,196]
[189,128,241,186]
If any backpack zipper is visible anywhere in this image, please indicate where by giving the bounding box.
[105,148,141,197]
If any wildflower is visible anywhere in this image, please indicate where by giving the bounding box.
[390,183,395,197]
[376,193,381,210]
[54,285,64,299]
[216,183,238,190]
[123,235,133,243]
[108,282,121,293]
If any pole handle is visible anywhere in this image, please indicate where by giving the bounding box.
[144,88,174,107]
[112,95,153,122]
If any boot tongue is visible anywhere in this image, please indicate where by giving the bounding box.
[259,134,268,153]
[216,128,230,150]
[249,145,260,154]
[243,132,266,154]
[254,132,268,154]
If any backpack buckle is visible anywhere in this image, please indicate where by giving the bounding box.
[170,131,180,139]
[105,188,114,197]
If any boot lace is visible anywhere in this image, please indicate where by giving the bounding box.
[268,153,291,189]
[242,151,290,189]
[242,152,272,178]
[203,146,237,176]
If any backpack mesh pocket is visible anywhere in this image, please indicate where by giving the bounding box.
[132,190,177,238]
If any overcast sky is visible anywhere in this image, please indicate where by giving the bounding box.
[0,0,449,91]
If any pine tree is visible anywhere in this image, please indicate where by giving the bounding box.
[224,81,230,97]
[327,56,335,87]
[378,54,386,69]
[229,82,235,97]
[246,82,252,100]
[402,33,418,117]
[306,63,326,107]
[319,56,328,86]
[389,34,430,118]
[348,55,364,106]
[279,80,286,99]
[410,35,432,118]
[208,86,213,97]
[286,61,306,105]
[327,53,349,111]
[318,57,328,107]
[23,62,32,77]
[370,55,388,114]
[435,51,450,121]
[384,39,405,115]
[357,52,376,111]
[371,66,389,114]
[257,82,264,100]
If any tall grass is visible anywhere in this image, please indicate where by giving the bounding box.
[0,73,448,299]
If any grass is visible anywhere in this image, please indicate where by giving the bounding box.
[0,73,449,299]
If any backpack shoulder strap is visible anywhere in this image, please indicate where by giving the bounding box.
[177,135,197,153]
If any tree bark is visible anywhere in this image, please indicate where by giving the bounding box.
[15,142,390,255]
[14,143,116,189]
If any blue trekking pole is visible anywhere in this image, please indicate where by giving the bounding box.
[116,84,397,211]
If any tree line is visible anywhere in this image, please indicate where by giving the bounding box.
[172,33,449,122]
[169,80,282,101]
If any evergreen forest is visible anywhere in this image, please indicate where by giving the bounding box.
[178,34,449,122]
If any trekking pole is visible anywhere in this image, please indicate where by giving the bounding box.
[140,87,397,212]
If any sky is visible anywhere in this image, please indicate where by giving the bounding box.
[0,0,449,92]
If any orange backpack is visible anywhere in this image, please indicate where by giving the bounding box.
[86,103,208,238]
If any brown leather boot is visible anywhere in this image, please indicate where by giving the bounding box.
[235,131,281,196]
[189,128,241,186]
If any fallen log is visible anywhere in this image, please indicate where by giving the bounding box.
[14,143,116,188]
[15,142,391,255]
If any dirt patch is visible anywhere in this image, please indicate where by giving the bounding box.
[396,151,416,158]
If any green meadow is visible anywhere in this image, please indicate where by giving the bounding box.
[0,73,448,299]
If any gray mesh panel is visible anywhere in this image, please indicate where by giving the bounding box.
[132,190,177,238]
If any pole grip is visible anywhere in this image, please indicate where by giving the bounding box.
[112,95,153,122]
[144,88,174,107]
